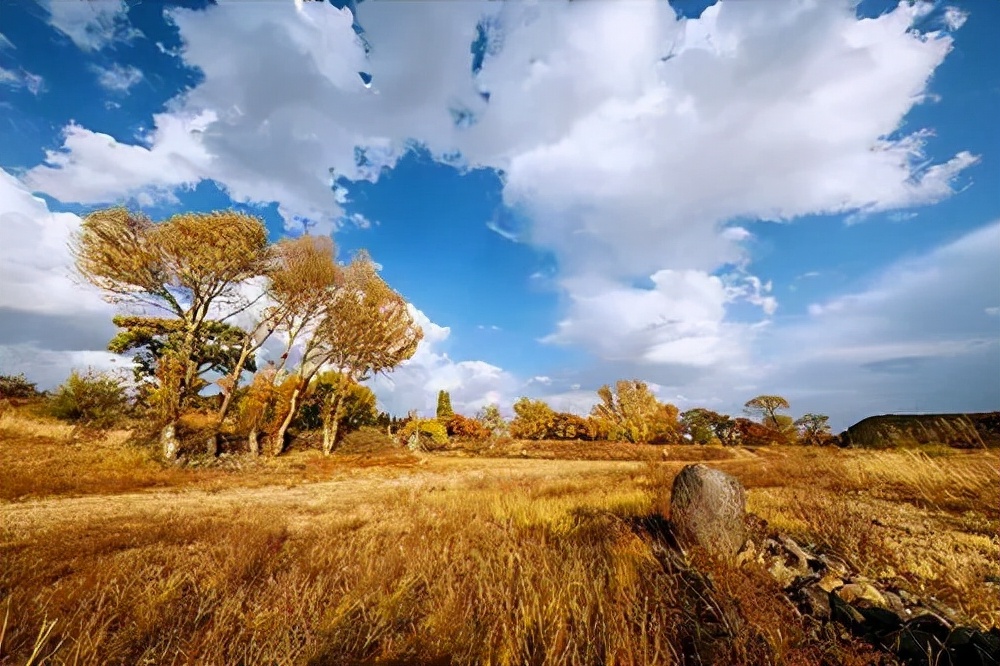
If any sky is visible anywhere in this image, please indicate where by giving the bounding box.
[0,0,997,431]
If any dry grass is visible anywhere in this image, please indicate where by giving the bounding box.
[1,406,997,664]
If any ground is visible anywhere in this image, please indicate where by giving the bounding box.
[1,408,997,665]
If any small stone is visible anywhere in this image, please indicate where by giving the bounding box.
[882,591,906,614]
[797,585,832,620]
[818,574,844,593]
[837,582,887,608]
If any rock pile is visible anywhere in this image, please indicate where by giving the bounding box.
[667,464,1000,666]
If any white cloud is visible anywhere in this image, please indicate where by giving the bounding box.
[41,0,142,52]
[20,0,978,364]
[92,63,143,92]
[368,305,519,416]
[10,0,987,419]
[0,168,119,388]
[0,66,44,95]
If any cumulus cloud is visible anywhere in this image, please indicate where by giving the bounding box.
[0,168,119,388]
[11,0,986,414]
[368,305,519,416]
[21,0,977,354]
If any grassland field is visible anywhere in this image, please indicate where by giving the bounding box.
[1,408,997,665]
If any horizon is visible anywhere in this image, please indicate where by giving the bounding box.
[1,0,998,431]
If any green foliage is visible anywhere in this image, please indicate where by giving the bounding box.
[48,369,129,428]
[299,371,378,433]
[109,315,254,402]
[510,397,556,440]
[436,390,454,420]
[794,413,833,446]
[0,373,39,400]
[680,408,718,445]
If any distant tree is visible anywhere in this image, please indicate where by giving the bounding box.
[399,418,449,450]
[734,417,780,447]
[446,414,491,441]
[680,408,718,445]
[712,414,740,447]
[770,413,799,445]
[0,373,39,400]
[743,395,790,424]
[549,412,596,441]
[510,397,556,440]
[73,207,270,458]
[794,413,833,446]
[436,390,454,420]
[590,380,683,444]
[476,403,508,438]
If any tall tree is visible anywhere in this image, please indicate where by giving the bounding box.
[271,252,422,453]
[476,404,508,438]
[436,390,454,420]
[73,207,270,459]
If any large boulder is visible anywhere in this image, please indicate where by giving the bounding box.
[669,464,747,558]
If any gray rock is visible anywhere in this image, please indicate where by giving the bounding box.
[669,464,747,558]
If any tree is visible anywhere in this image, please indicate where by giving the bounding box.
[0,373,38,400]
[681,408,720,445]
[510,397,556,440]
[271,252,422,454]
[446,414,491,440]
[299,371,378,452]
[234,235,343,452]
[743,395,790,424]
[476,403,507,438]
[734,417,779,447]
[549,412,596,441]
[794,413,833,446]
[590,380,682,444]
[436,390,454,420]
[108,315,254,405]
[73,207,270,459]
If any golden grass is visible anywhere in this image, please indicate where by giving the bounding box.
[1,406,997,664]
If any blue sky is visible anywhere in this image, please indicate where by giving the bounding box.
[1,0,997,430]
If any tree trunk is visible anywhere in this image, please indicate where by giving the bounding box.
[321,393,344,455]
[161,422,180,460]
[206,432,218,457]
[271,384,304,456]
[248,430,260,456]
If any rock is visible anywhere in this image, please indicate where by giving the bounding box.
[818,574,844,593]
[669,464,747,558]
[797,585,832,620]
[837,582,887,609]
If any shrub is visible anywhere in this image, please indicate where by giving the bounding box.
[0,373,39,400]
[446,414,491,440]
[48,369,129,429]
[339,426,397,454]
[398,418,448,449]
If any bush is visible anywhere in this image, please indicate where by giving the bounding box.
[398,418,448,449]
[339,426,397,454]
[446,414,491,440]
[0,373,39,400]
[48,369,130,429]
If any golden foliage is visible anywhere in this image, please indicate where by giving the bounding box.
[591,380,683,444]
